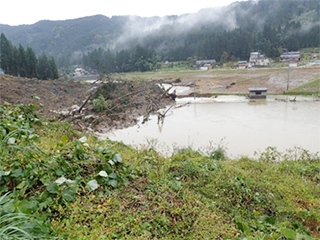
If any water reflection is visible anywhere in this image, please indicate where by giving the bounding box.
[98,96,320,158]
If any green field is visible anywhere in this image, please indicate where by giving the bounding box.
[0,103,319,239]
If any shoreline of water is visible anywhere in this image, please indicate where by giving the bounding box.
[96,95,320,158]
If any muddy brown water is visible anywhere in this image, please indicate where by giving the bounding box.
[97,95,320,158]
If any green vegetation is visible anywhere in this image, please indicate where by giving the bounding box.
[1,1,319,70]
[0,102,319,239]
[286,77,320,96]
[0,33,59,80]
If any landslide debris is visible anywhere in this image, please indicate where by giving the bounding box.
[0,75,174,133]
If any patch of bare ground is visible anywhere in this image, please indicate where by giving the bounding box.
[162,66,320,95]
[0,75,174,133]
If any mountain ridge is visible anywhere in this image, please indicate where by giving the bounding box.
[0,0,319,64]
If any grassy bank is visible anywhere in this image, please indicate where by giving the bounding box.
[0,103,319,239]
[285,77,320,96]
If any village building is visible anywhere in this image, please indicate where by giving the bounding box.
[289,62,299,68]
[280,52,300,62]
[73,67,86,77]
[309,52,319,59]
[237,61,248,69]
[199,64,213,71]
[196,59,216,69]
[249,52,270,67]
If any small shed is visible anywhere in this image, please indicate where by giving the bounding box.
[248,87,268,99]
[289,62,299,68]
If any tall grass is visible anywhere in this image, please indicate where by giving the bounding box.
[0,194,49,239]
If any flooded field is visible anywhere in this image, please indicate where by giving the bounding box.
[98,95,320,158]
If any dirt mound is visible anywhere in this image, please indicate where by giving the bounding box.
[0,75,92,118]
[0,75,174,132]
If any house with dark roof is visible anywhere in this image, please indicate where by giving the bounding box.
[196,59,216,69]
[237,61,248,69]
[280,52,300,62]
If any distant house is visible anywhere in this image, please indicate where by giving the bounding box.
[196,59,216,69]
[289,62,299,68]
[309,52,319,59]
[199,64,213,71]
[237,61,248,69]
[280,52,300,62]
[74,68,86,77]
[249,52,270,67]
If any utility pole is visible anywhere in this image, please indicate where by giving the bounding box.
[194,80,196,100]
[287,62,290,91]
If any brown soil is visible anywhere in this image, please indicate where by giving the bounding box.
[0,66,319,133]
[0,75,174,132]
[161,66,320,95]
[0,75,92,117]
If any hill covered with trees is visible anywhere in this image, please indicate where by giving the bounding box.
[0,0,319,71]
[0,33,59,79]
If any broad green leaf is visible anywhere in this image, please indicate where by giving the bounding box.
[16,199,37,214]
[280,228,296,239]
[61,135,69,145]
[109,172,117,179]
[98,171,108,177]
[0,170,11,177]
[55,176,67,185]
[113,153,123,163]
[86,180,98,191]
[39,197,52,210]
[7,137,16,144]
[235,219,249,233]
[16,181,26,189]
[171,181,181,190]
[79,136,87,143]
[3,200,15,213]
[62,187,76,202]
[55,169,63,176]
[11,168,23,178]
[108,160,115,166]
[261,215,276,225]
[66,179,76,186]
[108,180,118,188]
[47,183,59,194]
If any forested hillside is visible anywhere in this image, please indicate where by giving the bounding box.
[0,33,59,79]
[0,0,319,70]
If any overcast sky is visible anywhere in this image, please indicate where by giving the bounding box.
[0,0,246,26]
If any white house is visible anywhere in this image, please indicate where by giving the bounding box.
[74,68,85,77]
[249,52,270,67]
